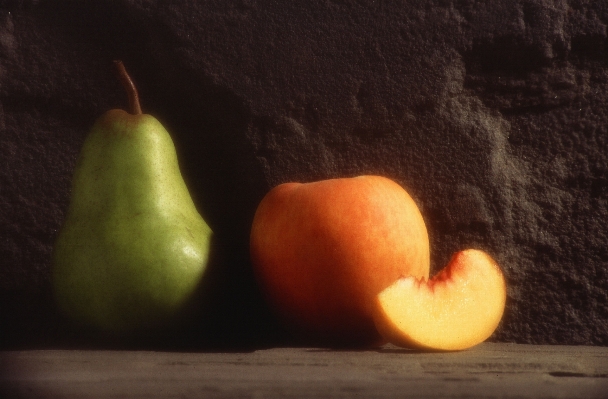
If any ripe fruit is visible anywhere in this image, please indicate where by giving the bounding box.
[250,176,430,346]
[52,61,213,335]
[373,249,506,351]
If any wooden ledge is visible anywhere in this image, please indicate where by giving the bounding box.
[2,343,607,398]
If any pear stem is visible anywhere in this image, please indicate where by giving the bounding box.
[114,60,142,115]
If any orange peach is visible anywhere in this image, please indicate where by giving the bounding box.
[250,176,430,346]
[373,249,506,351]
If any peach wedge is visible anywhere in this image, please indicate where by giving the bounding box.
[373,249,506,351]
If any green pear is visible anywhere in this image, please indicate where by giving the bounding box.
[52,61,212,335]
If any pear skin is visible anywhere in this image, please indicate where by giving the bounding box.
[52,63,212,335]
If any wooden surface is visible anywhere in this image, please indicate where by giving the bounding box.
[1,343,607,398]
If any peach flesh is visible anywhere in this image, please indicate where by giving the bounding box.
[373,249,506,351]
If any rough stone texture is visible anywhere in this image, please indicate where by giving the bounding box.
[0,1,607,347]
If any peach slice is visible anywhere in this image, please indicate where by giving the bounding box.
[373,249,506,351]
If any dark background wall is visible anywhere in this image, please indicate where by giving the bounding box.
[1,0,607,348]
